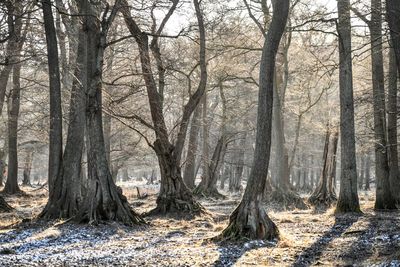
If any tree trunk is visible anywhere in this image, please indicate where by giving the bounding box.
[42,0,63,195]
[388,48,400,204]
[22,150,34,186]
[0,149,6,187]
[74,0,144,225]
[365,154,371,190]
[309,128,338,206]
[0,196,13,213]
[368,0,396,210]
[3,64,22,195]
[230,134,246,193]
[386,0,400,76]
[218,0,289,241]
[39,26,86,220]
[120,0,206,216]
[335,0,361,213]
[358,155,365,190]
[183,105,202,189]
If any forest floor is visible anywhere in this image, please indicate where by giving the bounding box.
[0,182,399,266]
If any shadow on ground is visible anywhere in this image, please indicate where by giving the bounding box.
[292,213,362,266]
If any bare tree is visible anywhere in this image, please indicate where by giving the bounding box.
[217,0,289,241]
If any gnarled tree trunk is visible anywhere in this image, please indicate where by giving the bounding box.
[74,0,144,225]
[0,196,13,213]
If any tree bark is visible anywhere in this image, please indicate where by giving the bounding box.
[386,0,400,76]
[335,0,361,213]
[39,23,86,220]
[74,0,144,225]
[183,105,201,189]
[368,0,396,210]
[388,48,400,204]
[309,128,338,206]
[218,0,289,241]
[42,0,63,194]
[3,62,22,195]
[22,150,34,186]
[0,195,13,213]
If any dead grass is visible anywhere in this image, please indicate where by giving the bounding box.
[0,185,399,266]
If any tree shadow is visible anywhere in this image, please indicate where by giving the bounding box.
[292,213,362,267]
[211,240,276,267]
[339,211,400,265]
[0,219,140,255]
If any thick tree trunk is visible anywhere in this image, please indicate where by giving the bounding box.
[74,0,144,225]
[152,140,203,214]
[386,0,400,76]
[183,105,202,189]
[368,0,396,210]
[388,48,400,204]
[39,27,86,220]
[335,0,361,213]
[218,0,289,241]
[309,129,338,206]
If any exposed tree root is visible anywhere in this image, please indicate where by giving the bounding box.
[308,189,337,207]
[145,193,206,218]
[193,186,226,200]
[75,181,145,226]
[265,188,308,210]
[215,200,279,241]
[0,196,13,212]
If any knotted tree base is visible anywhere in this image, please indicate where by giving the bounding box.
[193,186,226,200]
[75,182,145,226]
[0,196,13,212]
[308,188,337,207]
[215,200,279,241]
[265,188,308,210]
[335,196,362,214]
[146,192,205,218]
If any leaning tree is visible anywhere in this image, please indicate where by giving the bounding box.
[217,0,289,241]
[120,0,207,215]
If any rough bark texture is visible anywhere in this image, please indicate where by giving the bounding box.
[388,48,400,204]
[183,105,201,189]
[0,196,13,213]
[369,0,396,210]
[335,0,361,213]
[309,128,338,206]
[386,0,400,76]
[75,0,144,225]
[218,0,289,241]
[39,23,86,220]
[42,0,63,195]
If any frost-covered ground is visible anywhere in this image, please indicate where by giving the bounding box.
[0,184,399,266]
